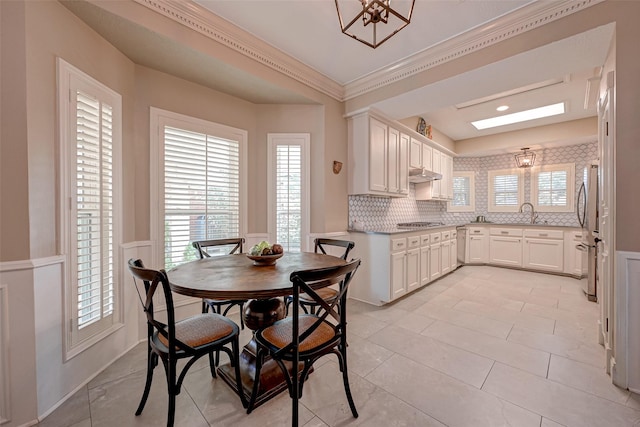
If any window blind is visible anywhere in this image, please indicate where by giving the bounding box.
[163,126,240,267]
[493,174,519,206]
[537,170,567,206]
[75,91,114,329]
[276,145,302,252]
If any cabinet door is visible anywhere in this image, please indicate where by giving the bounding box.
[431,149,441,198]
[441,240,451,274]
[450,238,458,270]
[468,235,488,263]
[444,154,454,200]
[369,118,388,193]
[409,136,421,169]
[489,236,522,267]
[430,243,441,280]
[398,131,409,195]
[406,248,420,292]
[420,246,430,286]
[422,144,433,171]
[390,251,406,300]
[523,238,564,272]
[387,127,400,194]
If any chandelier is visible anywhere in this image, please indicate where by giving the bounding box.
[515,147,536,168]
[335,0,415,49]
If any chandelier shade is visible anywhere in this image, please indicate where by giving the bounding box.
[335,0,415,49]
[515,147,536,168]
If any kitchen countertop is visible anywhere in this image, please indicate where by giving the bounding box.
[349,222,582,235]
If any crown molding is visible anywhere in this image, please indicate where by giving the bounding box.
[134,0,602,103]
[343,0,605,100]
[133,0,345,101]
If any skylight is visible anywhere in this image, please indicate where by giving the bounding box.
[471,102,565,130]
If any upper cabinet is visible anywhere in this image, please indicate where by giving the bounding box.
[348,110,452,199]
[348,113,408,197]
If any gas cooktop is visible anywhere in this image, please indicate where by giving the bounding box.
[396,221,446,229]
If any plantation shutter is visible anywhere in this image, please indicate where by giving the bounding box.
[452,175,470,207]
[493,173,519,206]
[537,170,568,207]
[276,145,302,252]
[75,91,114,329]
[163,126,240,268]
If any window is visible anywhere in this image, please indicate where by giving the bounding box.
[448,171,475,212]
[267,134,310,252]
[150,109,247,269]
[58,59,122,357]
[531,163,575,212]
[488,168,523,212]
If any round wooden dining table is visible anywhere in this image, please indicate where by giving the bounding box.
[167,252,346,409]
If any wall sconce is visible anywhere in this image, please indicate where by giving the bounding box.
[333,161,343,174]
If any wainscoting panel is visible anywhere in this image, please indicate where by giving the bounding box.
[0,285,9,425]
[616,250,640,392]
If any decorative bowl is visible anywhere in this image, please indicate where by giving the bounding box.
[246,253,283,266]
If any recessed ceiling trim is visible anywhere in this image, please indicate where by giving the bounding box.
[343,0,605,100]
[133,0,345,101]
[454,77,568,110]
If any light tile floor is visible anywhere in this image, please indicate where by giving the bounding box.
[38,266,640,426]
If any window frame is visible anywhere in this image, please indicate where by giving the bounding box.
[267,133,311,252]
[447,171,475,212]
[150,108,248,270]
[530,163,576,212]
[487,168,524,212]
[58,58,123,360]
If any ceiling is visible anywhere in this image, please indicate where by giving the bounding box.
[64,0,613,142]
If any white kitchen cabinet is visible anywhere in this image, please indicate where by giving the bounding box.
[441,240,451,274]
[420,234,431,286]
[407,247,421,292]
[467,229,489,264]
[390,249,407,300]
[564,230,587,277]
[422,143,433,171]
[522,229,564,272]
[450,234,458,270]
[442,154,453,200]
[347,113,408,197]
[429,231,442,281]
[431,149,442,198]
[409,136,421,169]
[489,228,523,267]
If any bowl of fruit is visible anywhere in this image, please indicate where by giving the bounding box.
[246,241,284,266]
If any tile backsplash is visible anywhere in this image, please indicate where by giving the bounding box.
[349,141,598,229]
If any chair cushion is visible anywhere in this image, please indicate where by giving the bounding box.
[158,313,234,348]
[299,287,338,304]
[260,315,336,352]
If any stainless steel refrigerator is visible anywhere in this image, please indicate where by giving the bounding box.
[576,164,598,301]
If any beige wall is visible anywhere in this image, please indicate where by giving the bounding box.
[0,0,30,261]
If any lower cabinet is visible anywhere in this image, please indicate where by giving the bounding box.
[522,228,564,272]
[489,236,523,267]
[348,227,458,306]
[467,227,489,263]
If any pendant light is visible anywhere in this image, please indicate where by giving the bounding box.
[515,147,536,168]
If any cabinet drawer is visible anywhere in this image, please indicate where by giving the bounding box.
[407,235,421,248]
[524,229,563,239]
[420,234,431,246]
[441,230,451,240]
[468,227,487,236]
[430,232,442,243]
[451,230,458,239]
[391,238,407,251]
[571,230,584,241]
[490,227,523,237]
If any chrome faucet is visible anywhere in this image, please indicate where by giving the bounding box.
[519,202,539,224]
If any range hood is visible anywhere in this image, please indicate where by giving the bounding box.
[409,167,443,183]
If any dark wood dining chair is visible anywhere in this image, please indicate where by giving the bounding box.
[285,238,355,315]
[248,258,361,426]
[127,259,246,427]
[193,238,247,330]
